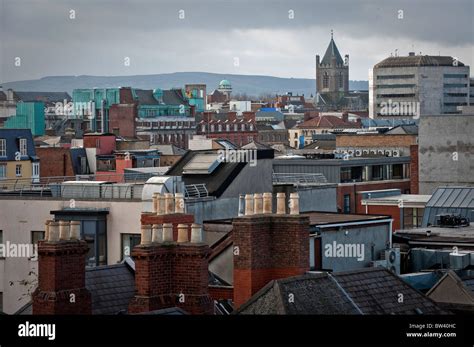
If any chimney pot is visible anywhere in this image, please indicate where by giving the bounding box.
[70,221,81,240]
[44,220,52,241]
[276,192,286,214]
[152,224,163,243]
[164,193,175,214]
[48,221,60,242]
[156,193,164,215]
[175,193,185,213]
[253,193,263,214]
[152,193,159,213]
[238,194,245,216]
[177,224,189,243]
[163,223,173,242]
[140,224,152,245]
[262,193,272,214]
[59,220,70,240]
[289,192,300,215]
[190,223,203,243]
[244,194,254,216]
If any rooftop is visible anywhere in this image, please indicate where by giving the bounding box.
[302,211,391,227]
[375,55,465,68]
[237,267,447,315]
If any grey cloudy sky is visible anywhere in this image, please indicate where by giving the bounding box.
[1,0,473,83]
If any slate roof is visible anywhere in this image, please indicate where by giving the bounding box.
[334,268,446,314]
[237,268,447,315]
[167,149,273,197]
[86,263,136,315]
[375,55,464,68]
[134,89,188,105]
[320,38,344,66]
[237,273,361,315]
[0,129,37,161]
[13,91,71,104]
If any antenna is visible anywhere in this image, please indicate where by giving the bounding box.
[331,29,333,39]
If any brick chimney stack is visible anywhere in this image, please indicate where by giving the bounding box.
[33,220,92,315]
[129,193,214,314]
[233,192,310,308]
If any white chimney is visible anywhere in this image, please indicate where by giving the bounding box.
[59,221,70,240]
[163,223,173,242]
[245,194,254,216]
[289,192,300,215]
[44,220,51,241]
[152,224,163,243]
[177,224,189,243]
[276,192,286,214]
[253,193,263,214]
[262,193,272,214]
[175,193,185,213]
[140,225,152,245]
[70,221,81,240]
[190,223,203,243]
[156,194,164,215]
[164,193,175,214]
[48,221,60,242]
[238,194,245,216]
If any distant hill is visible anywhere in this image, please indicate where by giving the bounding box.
[2,72,368,97]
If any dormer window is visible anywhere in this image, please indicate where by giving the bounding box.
[210,124,215,132]
[19,138,27,156]
[201,124,206,132]
[0,139,6,157]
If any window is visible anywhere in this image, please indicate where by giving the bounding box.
[343,194,351,213]
[338,73,343,88]
[403,208,424,229]
[392,164,403,179]
[31,230,45,246]
[323,73,329,88]
[32,162,40,177]
[15,164,22,177]
[0,230,3,257]
[0,164,6,180]
[19,138,27,156]
[0,139,6,157]
[340,166,363,183]
[371,165,383,180]
[121,233,141,260]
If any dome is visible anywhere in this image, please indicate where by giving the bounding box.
[218,79,232,90]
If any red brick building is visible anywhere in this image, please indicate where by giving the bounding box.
[198,111,257,147]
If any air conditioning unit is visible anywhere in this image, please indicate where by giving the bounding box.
[385,248,401,275]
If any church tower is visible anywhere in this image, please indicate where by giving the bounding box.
[316,31,349,108]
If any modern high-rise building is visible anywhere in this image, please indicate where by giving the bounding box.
[369,53,470,118]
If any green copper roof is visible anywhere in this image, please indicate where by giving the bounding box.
[321,38,344,66]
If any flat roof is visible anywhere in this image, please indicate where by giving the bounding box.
[362,194,432,206]
[302,211,391,227]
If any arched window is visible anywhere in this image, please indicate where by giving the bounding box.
[323,72,329,88]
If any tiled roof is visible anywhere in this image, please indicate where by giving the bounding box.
[86,263,136,315]
[237,273,361,314]
[375,55,464,68]
[334,268,447,314]
[237,268,447,315]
